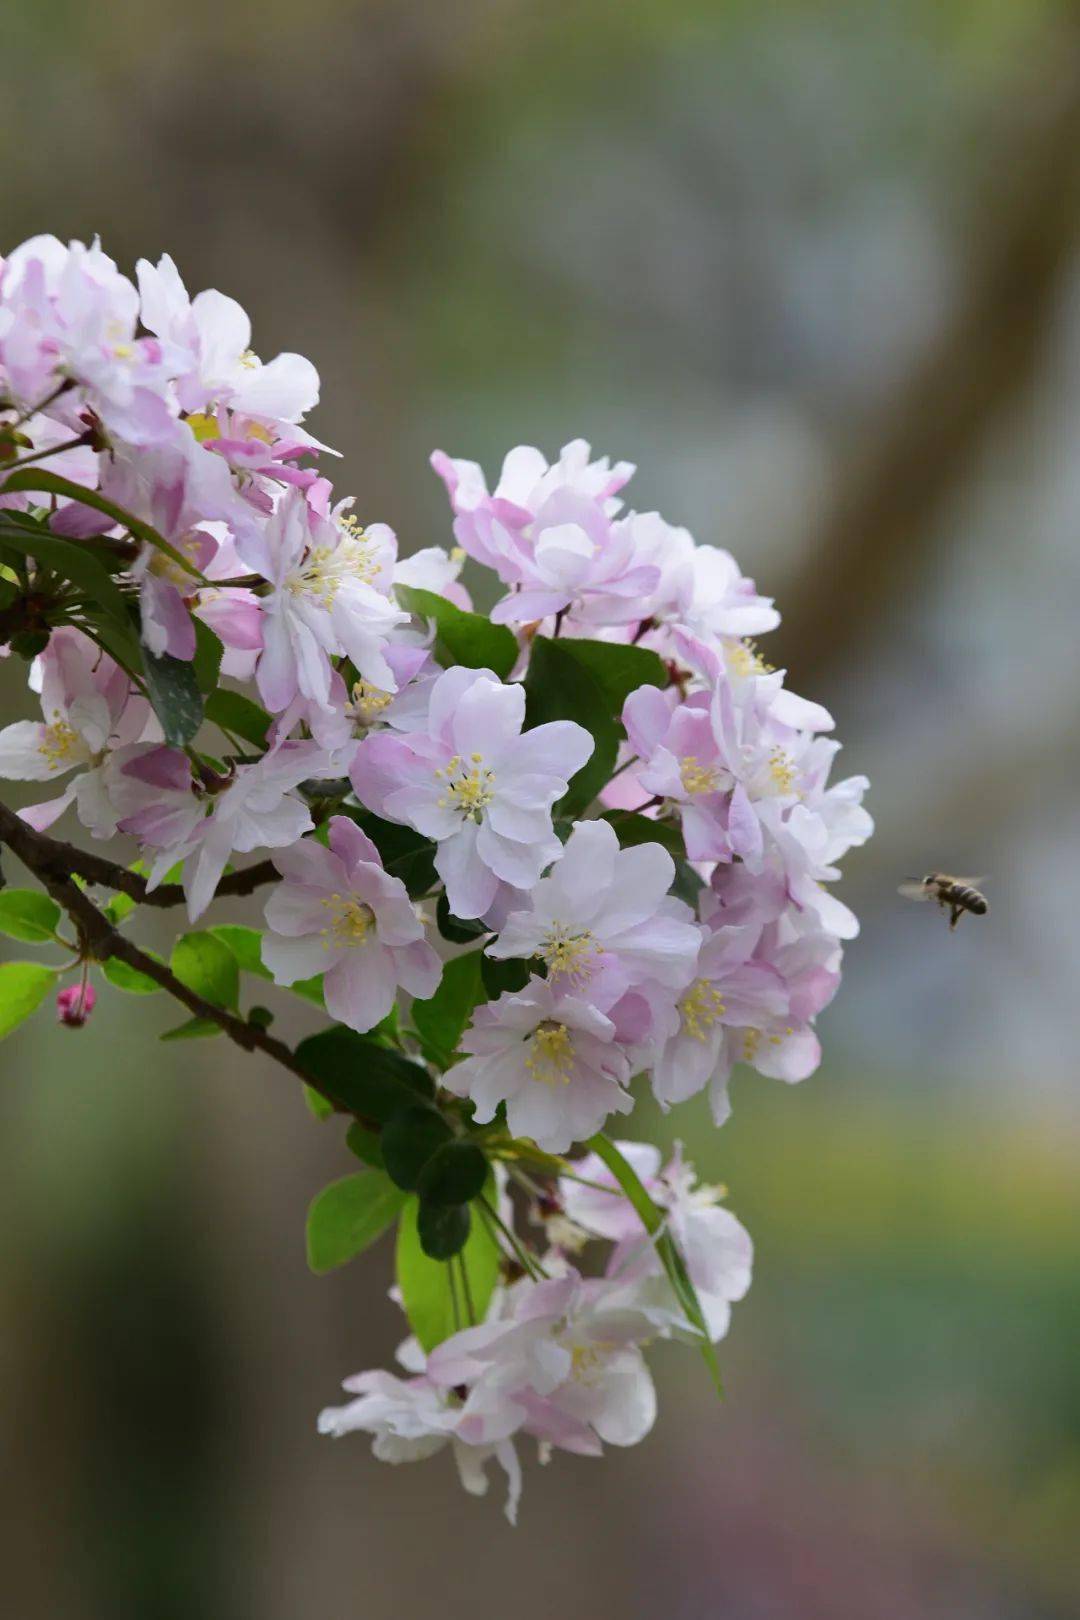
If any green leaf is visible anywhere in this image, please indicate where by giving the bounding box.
[210,924,327,1008]
[417,1201,471,1259]
[481,954,531,998]
[208,924,272,980]
[204,689,271,748]
[417,1141,488,1206]
[143,650,204,746]
[160,1016,221,1041]
[561,638,667,710]
[411,950,484,1068]
[585,1133,723,1396]
[346,810,438,900]
[524,636,613,815]
[0,470,209,581]
[0,888,61,943]
[306,1170,406,1274]
[0,522,131,627]
[304,1085,336,1121]
[192,619,223,694]
[396,584,517,680]
[381,1105,453,1191]
[345,1121,384,1168]
[396,1181,500,1350]
[170,930,240,1010]
[0,960,56,1039]
[103,953,163,994]
[295,1026,434,1122]
[602,811,685,857]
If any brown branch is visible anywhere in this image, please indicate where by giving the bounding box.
[1,827,278,909]
[0,802,344,1112]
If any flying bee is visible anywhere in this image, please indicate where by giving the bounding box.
[898,872,989,930]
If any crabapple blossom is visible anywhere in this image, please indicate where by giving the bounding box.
[262,814,440,1032]
[254,486,407,720]
[443,978,633,1152]
[318,1368,523,1524]
[0,628,152,835]
[113,739,330,921]
[0,235,873,1520]
[350,665,592,919]
[559,1142,753,1341]
[487,818,701,1010]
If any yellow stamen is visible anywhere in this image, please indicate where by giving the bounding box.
[37,716,81,770]
[539,923,598,980]
[728,638,775,678]
[351,680,393,725]
[436,754,496,820]
[524,1022,574,1086]
[319,893,375,948]
[768,748,796,794]
[680,754,720,796]
[680,979,726,1041]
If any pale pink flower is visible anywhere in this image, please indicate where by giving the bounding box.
[559,1142,753,1341]
[0,628,152,836]
[350,665,592,919]
[487,818,700,1010]
[443,977,632,1152]
[262,815,440,1032]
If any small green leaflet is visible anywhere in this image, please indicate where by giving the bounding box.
[0,961,57,1040]
[170,931,240,1009]
[395,585,518,680]
[395,1180,501,1352]
[103,954,163,994]
[143,650,204,747]
[524,636,615,814]
[0,469,210,582]
[0,889,62,944]
[411,949,484,1069]
[204,689,272,748]
[306,1170,407,1274]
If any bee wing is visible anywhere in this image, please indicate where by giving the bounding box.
[898,882,931,901]
[952,876,988,887]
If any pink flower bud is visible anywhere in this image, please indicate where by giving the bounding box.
[56,983,96,1028]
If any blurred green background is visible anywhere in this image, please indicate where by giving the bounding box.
[2,2,1079,1615]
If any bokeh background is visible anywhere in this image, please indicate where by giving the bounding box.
[2,2,1079,1615]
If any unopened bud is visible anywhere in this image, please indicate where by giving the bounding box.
[56,983,96,1028]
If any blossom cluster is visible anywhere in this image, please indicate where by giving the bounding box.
[0,237,871,1519]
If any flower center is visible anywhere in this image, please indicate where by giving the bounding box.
[767,748,796,794]
[568,1339,615,1381]
[38,715,81,770]
[680,979,726,1041]
[320,893,376,948]
[728,638,774,678]
[436,753,496,822]
[539,923,597,980]
[290,524,379,606]
[350,679,393,726]
[679,754,720,795]
[524,1021,574,1086]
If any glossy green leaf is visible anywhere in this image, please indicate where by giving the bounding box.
[417,1141,488,1206]
[0,521,131,626]
[103,953,163,994]
[0,960,56,1039]
[481,954,530,998]
[345,1121,384,1167]
[192,619,223,694]
[435,893,488,944]
[170,930,240,1009]
[411,949,484,1068]
[524,636,614,814]
[561,638,667,709]
[382,1105,453,1191]
[417,1201,471,1259]
[396,584,517,680]
[396,1180,500,1350]
[295,1026,434,1122]
[160,1015,221,1041]
[306,1170,406,1274]
[143,650,204,746]
[204,688,271,748]
[304,1085,336,1121]
[0,469,209,581]
[346,810,437,900]
[0,888,61,943]
[586,1133,723,1396]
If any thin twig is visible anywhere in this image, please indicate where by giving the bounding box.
[0,801,343,1111]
